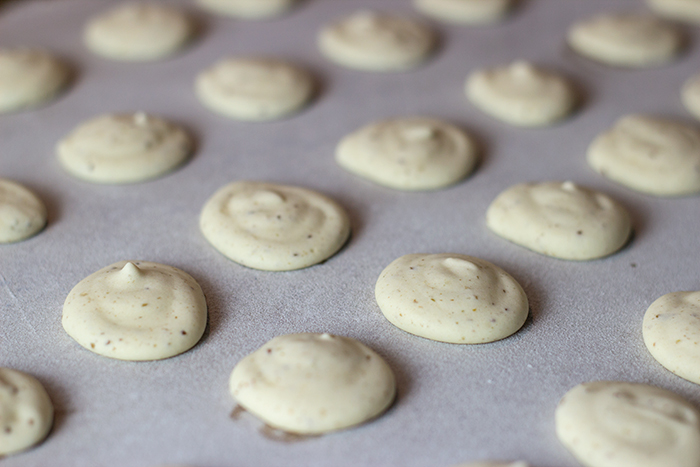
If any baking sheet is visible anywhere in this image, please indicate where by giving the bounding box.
[1,0,699,466]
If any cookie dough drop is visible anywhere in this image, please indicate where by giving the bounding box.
[414,0,515,25]
[0,179,47,244]
[196,0,297,19]
[0,48,69,113]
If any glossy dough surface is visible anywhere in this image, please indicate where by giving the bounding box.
[375,254,528,344]
[567,13,682,67]
[200,181,350,271]
[486,181,631,260]
[0,179,47,244]
[683,73,700,121]
[196,0,296,19]
[647,0,700,25]
[0,368,54,457]
[57,113,192,184]
[643,291,700,385]
[0,48,69,113]
[84,2,191,61]
[62,261,207,361]
[335,117,478,190]
[555,381,700,467]
[587,115,700,196]
[318,10,435,72]
[195,58,314,121]
[413,0,514,25]
[229,333,396,434]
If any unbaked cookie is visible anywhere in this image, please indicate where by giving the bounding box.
[229,333,396,434]
[643,291,700,385]
[567,13,682,68]
[196,0,297,19]
[414,0,514,25]
[682,72,700,121]
[195,58,315,121]
[84,2,192,61]
[62,261,207,361]
[318,10,435,72]
[335,117,478,190]
[0,368,54,457]
[200,181,350,271]
[587,115,700,196]
[0,48,69,114]
[556,381,700,467]
[0,179,47,244]
[375,253,528,344]
[56,112,192,184]
[647,0,700,25]
[486,181,631,260]
[465,61,577,127]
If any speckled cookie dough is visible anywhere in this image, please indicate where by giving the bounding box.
[84,2,192,61]
[375,254,528,344]
[195,58,315,121]
[486,181,631,260]
[0,179,47,244]
[196,0,297,19]
[62,261,207,361]
[0,48,69,113]
[229,333,396,434]
[56,112,192,184]
[200,181,350,271]
[587,115,700,196]
[682,72,700,121]
[335,117,478,190]
[555,381,700,467]
[567,13,682,68]
[466,61,577,127]
[414,0,514,25]
[318,10,435,72]
[0,368,54,457]
[647,0,700,25]
[643,291,700,385]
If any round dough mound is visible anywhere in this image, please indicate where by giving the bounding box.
[0,179,47,244]
[413,0,514,25]
[318,10,435,72]
[466,61,576,127]
[647,0,700,25]
[682,73,700,121]
[567,13,682,68]
[84,2,192,61]
[587,114,700,196]
[0,49,69,114]
[229,333,396,434]
[643,291,700,385]
[375,254,529,344]
[555,381,700,467]
[196,0,296,19]
[200,181,351,271]
[57,112,192,184]
[62,261,207,361]
[486,181,631,260]
[335,117,478,190]
[0,368,53,457]
[195,58,315,121]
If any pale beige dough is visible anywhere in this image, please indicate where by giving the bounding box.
[682,72,700,121]
[318,10,435,72]
[643,291,700,385]
[647,0,700,25]
[0,49,69,114]
[414,0,515,25]
[465,61,577,127]
[555,381,700,467]
[375,254,528,344]
[196,0,297,19]
[587,115,700,196]
[0,368,53,457]
[229,333,395,434]
[486,181,631,260]
[200,181,350,271]
[0,179,47,244]
[56,112,192,184]
[335,117,478,190]
[195,58,315,121]
[567,13,682,68]
[62,261,207,361]
[84,2,192,61]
